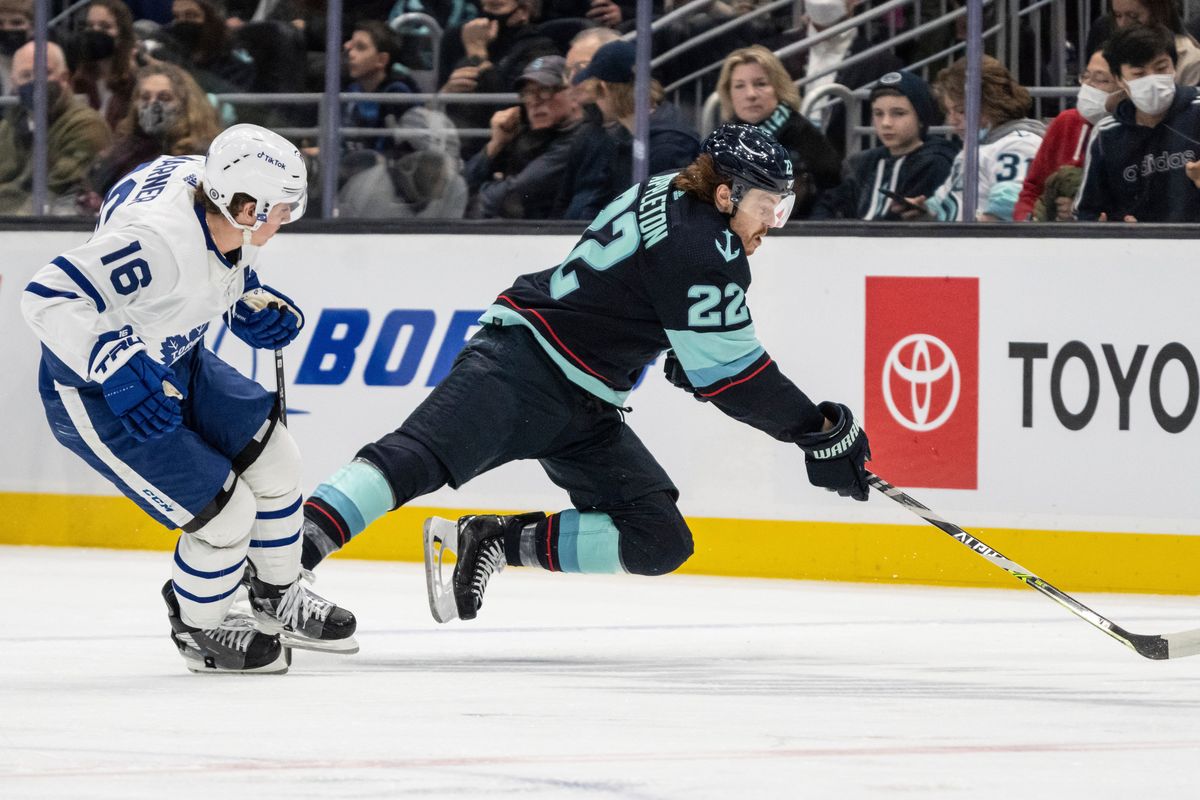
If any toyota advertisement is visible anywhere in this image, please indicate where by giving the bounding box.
[2,231,1198,539]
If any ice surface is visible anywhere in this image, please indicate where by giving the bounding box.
[1,545,1198,799]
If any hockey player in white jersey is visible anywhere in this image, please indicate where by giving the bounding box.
[895,55,1045,221]
[21,124,357,674]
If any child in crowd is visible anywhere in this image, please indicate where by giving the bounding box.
[811,70,957,220]
[897,55,1045,222]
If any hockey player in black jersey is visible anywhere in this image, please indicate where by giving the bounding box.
[300,123,871,622]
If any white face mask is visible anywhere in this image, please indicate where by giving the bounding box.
[806,0,847,28]
[1075,83,1111,124]
[1125,73,1176,117]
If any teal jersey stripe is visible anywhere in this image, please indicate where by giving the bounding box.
[666,326,765,387]
[555,509,624,573]
[480,305,630,407]
[311,460,394,536]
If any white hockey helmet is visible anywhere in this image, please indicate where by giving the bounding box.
[204,124,307,232]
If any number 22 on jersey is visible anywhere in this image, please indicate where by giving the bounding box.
[550,184,642,300]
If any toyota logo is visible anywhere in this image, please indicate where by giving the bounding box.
[882,333,960,432]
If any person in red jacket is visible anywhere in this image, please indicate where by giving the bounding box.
[1014,47,1118,220]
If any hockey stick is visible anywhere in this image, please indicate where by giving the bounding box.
[274,348,287,426]
[866,471,1200,660]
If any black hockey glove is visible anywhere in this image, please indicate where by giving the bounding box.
[662,350,708,402]
[796,402,871,502]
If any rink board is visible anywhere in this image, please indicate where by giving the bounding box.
[2,228,1198,594]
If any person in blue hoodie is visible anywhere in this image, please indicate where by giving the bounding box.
[811,70,958,221]
[1076,23,1200,222]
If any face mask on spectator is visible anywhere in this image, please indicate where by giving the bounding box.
[1075,83,1110,124]
[168,21,203,52]
[78,29,116,62]
[0,29,26,57]
[806,0,847,27]
[138,100,179,135]
[16,80,62,112]
[1125,73,1175,116]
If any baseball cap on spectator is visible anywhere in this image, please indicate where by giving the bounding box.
[514,55,567,90]
[571,40,635,85]
[869,70,939,135]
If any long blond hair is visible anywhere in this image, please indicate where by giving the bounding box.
[716,45,801,121]
[117,63,222,154]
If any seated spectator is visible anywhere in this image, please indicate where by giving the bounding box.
[465,55,583,218]
[343,20,415,155]
[811,70,956,220]
[716,45,841,218]
[438,0,560,157]
[0,40,112,214]
[1088,0,1200,86]
[439,0,558,90]
[1077,25,1200,222]
[0,0,31,95]
[898,55,1044,221]
[551,24,619,218]
[562,39,699,219]
[70,0,138,131]
[792,0,902,154]
[162,0,256,92]
[79,62,221,214]
[339,106,469,219]
[1014,47,1117,221]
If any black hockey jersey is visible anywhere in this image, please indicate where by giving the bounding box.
[482,172,825,443]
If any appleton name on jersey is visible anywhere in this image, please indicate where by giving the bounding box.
[484,171,825,442]
[22,155,262,388]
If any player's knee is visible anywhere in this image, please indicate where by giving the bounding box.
[617,493,694,576]
[240,424,303,501]
[190,478,256,549]
[355,432,449,507]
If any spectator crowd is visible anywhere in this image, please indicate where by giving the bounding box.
[4,0,1200,224]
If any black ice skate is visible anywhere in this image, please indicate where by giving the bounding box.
[248,572,359,654]
[423,513,544,623]
[162,581,290,675]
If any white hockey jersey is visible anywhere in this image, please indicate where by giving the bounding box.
[926,119,1046,221]
[22,155,259,386]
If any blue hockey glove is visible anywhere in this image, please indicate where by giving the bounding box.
[662,350,708,402]
[230,286,304,350]
[102,351,187,442]
[796,402,871,502]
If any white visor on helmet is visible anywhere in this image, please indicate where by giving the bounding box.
[737,187,796,229]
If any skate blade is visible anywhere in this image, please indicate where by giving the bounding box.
[423,517,460,624]
[183,648,290,675]
[278,632,360,655]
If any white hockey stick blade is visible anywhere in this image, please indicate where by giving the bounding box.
[1164,629,1200,659]
[423,517,460,624]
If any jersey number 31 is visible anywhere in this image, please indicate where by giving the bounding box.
[550,184,642,300]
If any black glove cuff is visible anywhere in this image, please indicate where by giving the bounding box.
[796,402,861,459]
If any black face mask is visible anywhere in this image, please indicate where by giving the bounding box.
[167,21,203,52]
[77,29,116,62]
[16,80,63,112]
[481,9,517,26]
[0,29,27,57]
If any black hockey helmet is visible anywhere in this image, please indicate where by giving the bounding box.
[701,123,795,226]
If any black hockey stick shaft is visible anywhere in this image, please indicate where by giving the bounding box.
[866,471,1200,660]
[274,348,287,426]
